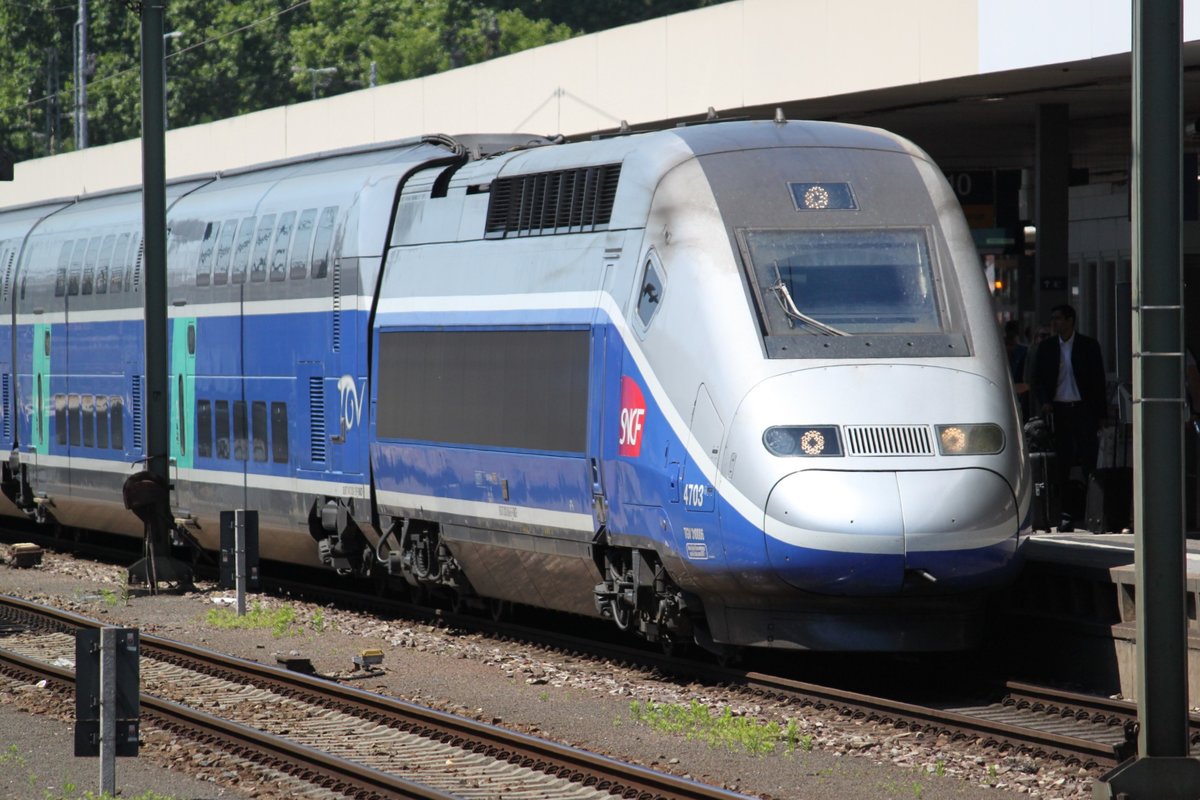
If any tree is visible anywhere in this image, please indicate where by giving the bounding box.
[488,0,720,33]
[0,1,75,159]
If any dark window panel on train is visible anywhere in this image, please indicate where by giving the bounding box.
[110,396,123,451]
[271,402,288,463]
[67,394,80,447]
[250,214,275,283]
[637,255,665,327]
[96,234,115,295]
[68,238,87,296]
[230,217,255,285]
[54,394,66,446]
[251,400,268,462]
[270,211,296,282]
[213,218,238,286]
[110,233,130,294]
[81,236,101,295]
[196,222,217,287]
[290,209,317,279]
[215,399,230,459]
[82,394,94,447]
[233,400,248,461]
[310,206,337,279]
[54,241,71,297]
[96,395,109,449]
[197,400,212,458]
[127,235,143,293]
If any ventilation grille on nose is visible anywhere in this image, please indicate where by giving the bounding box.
[844,425,933,456]
[484,164,621,238]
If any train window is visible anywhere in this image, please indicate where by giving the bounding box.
[110,233,130,294]
[96,235,115,295]
[741,229,941,336]
[213,218,238,286]
[68,239,87,296]
[82,395,95,447]
[233,400,248,461]
[54,241,72,297]
[67,394,81,447]
[270,212,296,282]
[251,400,268,462]
[290,209,317,279]
[215,399,230,459]
[96,395,109,449]
[54,394,66,446]
[636,253,665,328]
[127,235,143,293]
[196,399,212,458]
[249,214,275,283]
[310,206,337,279]
[81,236,101,295]
[271,402,288,463]
[230,217,255,284]
[110,396,124,450]
[196,222,218,287]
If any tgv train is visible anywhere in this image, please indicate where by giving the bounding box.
[0,119,1029,653]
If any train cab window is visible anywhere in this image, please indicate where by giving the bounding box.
[95,235,115,295]
[290,209,317,279]
[271,402,288,463]
[233,400,248,461]
[636,252,665,328]
[215,399,230,459]
[310,206,337,279]
[197,400,212,458]
[741,229,941,337]
[270,212,296,282]
[82,395,95,447]
[81,236,101,295]
[212,219,238,286]
[230,217,255,284]
[251,400,268,462]
[67,394,81,447]
[54,241,72,297]
[196,222,218,287]
[110,233,131,294]
[68,239,87,296]
[54,394,66,446]
[110,396,124,450]
[96,395,109,449]
[250,214,275,283]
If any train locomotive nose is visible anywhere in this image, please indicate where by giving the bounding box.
[763,468,1020,595]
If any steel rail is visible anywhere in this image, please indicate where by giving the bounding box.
[0,594,750,800]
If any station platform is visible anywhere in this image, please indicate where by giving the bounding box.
[1002,530,1200,704]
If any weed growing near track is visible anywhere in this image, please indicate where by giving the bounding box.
[204,600,329,637]
[0,743,176,799]
[628,700,802,755]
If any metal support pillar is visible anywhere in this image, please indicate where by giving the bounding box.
[98,627,116,795]
[74,0,88,150]
[1095,1,1200,795]
[1034,103,1069,325]
[235,508,247,616]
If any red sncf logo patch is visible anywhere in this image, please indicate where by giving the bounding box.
[618,376,647,457]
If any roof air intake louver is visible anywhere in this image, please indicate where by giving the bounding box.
[484,164,621,238]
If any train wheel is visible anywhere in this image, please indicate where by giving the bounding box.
[660,633,690,659]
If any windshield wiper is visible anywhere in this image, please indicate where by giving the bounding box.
[769,262,847,337]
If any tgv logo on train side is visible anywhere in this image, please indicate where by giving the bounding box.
[618,376,646,457]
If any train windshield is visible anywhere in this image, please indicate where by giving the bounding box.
[742,229,942,335]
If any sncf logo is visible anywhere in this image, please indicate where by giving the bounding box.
[618,376,647,457]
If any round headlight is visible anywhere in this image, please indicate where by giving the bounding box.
[764,427,799,456]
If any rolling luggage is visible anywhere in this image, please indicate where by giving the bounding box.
[1084,422,1132,534]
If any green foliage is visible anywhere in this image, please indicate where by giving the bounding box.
[0,0,587,162]
[628,700,804,756]
[205,599,330,637]
[490,1,719,33]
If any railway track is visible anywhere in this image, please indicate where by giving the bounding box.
[0,594,751,800]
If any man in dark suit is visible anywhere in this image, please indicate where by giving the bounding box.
[1032,304,1107,532]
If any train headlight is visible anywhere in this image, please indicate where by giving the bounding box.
[936,424,1004,455]
[763,426,843,457]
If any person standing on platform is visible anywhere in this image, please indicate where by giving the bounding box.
[1032,304,1107,532]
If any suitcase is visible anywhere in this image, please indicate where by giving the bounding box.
[1029,450,1056,532]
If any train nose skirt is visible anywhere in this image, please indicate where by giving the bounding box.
[763,468,1020,594]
